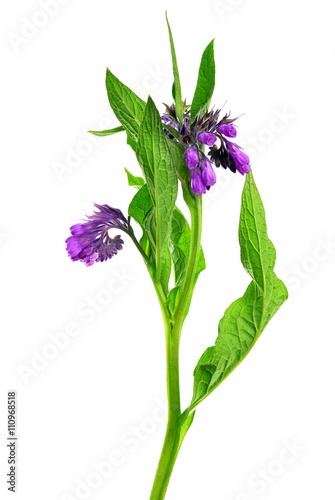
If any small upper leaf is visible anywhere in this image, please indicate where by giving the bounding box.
[105,69,146,141]
[191,40,216,119]
[191,171,288,409]
[88,126,125,137]
[165,13,183,123]
[125,168,145,189]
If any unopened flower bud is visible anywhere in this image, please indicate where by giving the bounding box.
[185,148,199,170]
[229,146,250,175]
[191,170,207,195]
[201,160,216,187]
[198,132,217,147]
[217,124,237,138]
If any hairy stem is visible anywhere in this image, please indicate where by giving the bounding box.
[149,194,203,500]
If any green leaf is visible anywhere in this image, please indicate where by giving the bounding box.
[128,184,153,226]
[191,171,288,410]
[171,210,187,286]
[167,286,180,316]
[125,168,145,189]
[162,123,180,141]
[171,209,205,287]
[160,246,173,295]
[165,13,183,123]
[128,184,154,258]
[126,132,137,152]
[141,209,172,292]
[140,233,150,257]
[142,207,157,251]
[88,126,125,137]
[172,81,176,101]
[165,140,190,191]
[167,208,205,318]
[177,410,195,453]
[191,40,215,119]
[136,96,178,290]
[105,69,146,141]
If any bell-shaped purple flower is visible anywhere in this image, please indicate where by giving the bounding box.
[228,145,250,175]
[198,132,217,147]
[185,147,199,170]
[190,170,207,195]
[217,124,237,138]
[201,160,216,187]
[66,204,127,267]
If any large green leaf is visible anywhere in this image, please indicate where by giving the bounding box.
[136,97,178,290]
[191,40,215,119]
[105,69,146,141]
[190,171,288,409]
[165,13,183,123]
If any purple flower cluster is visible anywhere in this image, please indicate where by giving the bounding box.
[161,106,250,196]
[66,204,127,266]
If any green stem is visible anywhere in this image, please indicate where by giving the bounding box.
[173,193,203,337]
[128,231,149,263]
[149,328,181,500]
[149,193,203,500]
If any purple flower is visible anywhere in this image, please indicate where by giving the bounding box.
[217,124,237,138]
[185,147,199,170]
[161,105,250,193]
[198,132,217,147]
[228,145,250,175]
[201,160,216,187]
[190,170,207,195]
[66,204,127,267]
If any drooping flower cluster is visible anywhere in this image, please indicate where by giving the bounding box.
[66,204,128,266]
[161,106,250,195]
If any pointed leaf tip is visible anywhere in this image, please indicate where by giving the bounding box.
[191,39,216,118]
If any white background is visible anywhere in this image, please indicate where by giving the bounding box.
[1,0,334,499]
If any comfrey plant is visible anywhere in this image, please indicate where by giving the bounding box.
[66,15,288,500]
